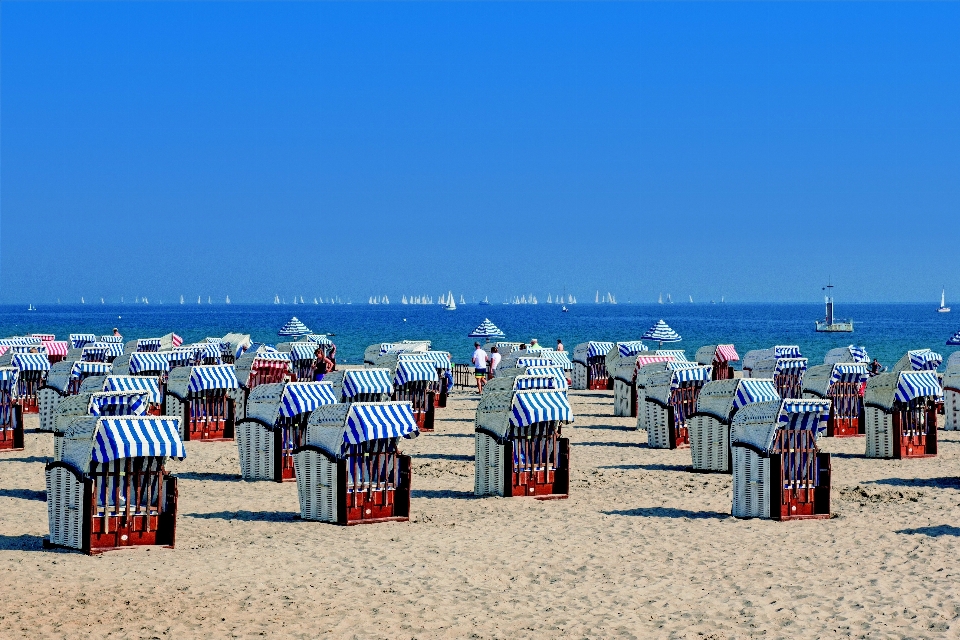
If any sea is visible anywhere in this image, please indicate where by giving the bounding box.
[2,303,958,369]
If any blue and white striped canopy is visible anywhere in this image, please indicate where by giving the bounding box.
[69,334,97,349]
[641,320,681,344]
[0,367,18,385]
[774,345,802,358]
[779,400,830,437]
[514,375,560,390]
[71,361,112,378]
[895,371,942,403]
[419,351,452,370]
[344,403,419,444]
[302,334,334,346]
[516,357,553,368]
[617,342,649,357]
[188,365,239,392]
[468,318,506,339]
[103,375,162,404]
[92,417,186,463]
[394,359,438,385]
[289,343,317,361]
[829,363,868,386]
[586,342,615,358]
[510,390,573,427]
[947,330,960,346]
[129,352,170,374]
[657,349,688,362]
[254,351,290,362]
[88,391,148,417]
[82,345,109,360]
[9,344,48,354]
[278,382,338,417]
[849,346,869,363]
[668,364,712,385]
[732,379,780,411]
[12,353,51,371]
[908,349,943,371]
[137,338,163,351]
[99,335,123,343]
[775,357,808,373]
[343,369,393,397]
[278,317,311,337]
[0,336,41,346]
[524,366,569,390]
[540,350,573,369]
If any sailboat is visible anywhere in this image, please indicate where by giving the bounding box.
[445,291,456,311]
[460,295,465,305]
[226,295,231,304]
[938,288,951,313]
[208,296,212,304]
[479,296,490,306]
[689,295,693,303]
[101,298,105,304]
[81,297,85,304]
[27,303,36,311]
[180,295,184,304]
[314,298,318,305]
[274,295,280,304]
[658,293,663,304]
[667,294,672,304]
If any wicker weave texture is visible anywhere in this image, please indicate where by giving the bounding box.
[689,414,729,472]
[944,389,960,431]
[46,466,84,549]
[732,446,770,518]
[236,421,275,480]
[645,402,671,449]
[474,432,505,497]
[293,449,337,522]
[571,363,588,390]
[864,406,893,458]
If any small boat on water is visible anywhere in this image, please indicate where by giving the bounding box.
[938,288,950,313]
[561,305,569,313]
[445,291,456,311]
[815,283,853,332]
[27,304,36,311]
[479,296,490,306]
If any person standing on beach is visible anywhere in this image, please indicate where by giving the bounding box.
[489,346,501,378]
[113,327,122,339]
[472,342,488,392]
[529,338,540,350]
[556,339,564,352]
[313,347,332,381]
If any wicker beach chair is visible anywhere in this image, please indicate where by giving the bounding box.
[43,341,69,364]
[634,361,681,430]
[572,342,614,390]
[474,388,572,499]
[11,352,50,414]
[891,349,943,373]
[863,371,941,459]
[69,334,97,350]
[165,365,238,441]
[752,356,808,399]
[44,416,184,554]
[823,345,870,366]
[644,364,713,449]
[340,368,393,403]
[482,372,564,395]
[688,378,780,473]
[943,363,960,431]
[0,367,24,451]
[279,342,318,382]
[52,390,149,461]
[103,375,163,415]
[695,344,740,380]
[236,381,339,482]
[613,355,674,418]
[293,402,417,525]
[387,354,438,431]
[231,350,292,420]
[802,363,869,437]
[741,346,801,378]
[730,399,831,520]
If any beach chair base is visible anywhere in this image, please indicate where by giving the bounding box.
[828,415,863,438]
[943,389,960,430]
[0,404,24,452]
[864,405,937,459]
[645,400,689,450]
[612,379,636,417]
[688,413,731,473]
[474,431,569,499]
[732,446,830,520]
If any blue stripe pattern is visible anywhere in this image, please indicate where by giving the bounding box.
[775,357,808,373]
[92,418,186,463]
[419,351,452,370]
[98,335,123,343]
[617,342,648,357]
[523,366,569,390]
[289,343,317,361]
[343,369,393,397]
[254,351,290,362]
[278,382,338,417]
[129,352,171,374]
[468,318,506,339]
[510,390,573,427]
[278,317,311,337]
[733,379,780,411]
[82,345,109,361]
[540,350,573,369]
[641,320,682,344]
[895,371,942,403]
[514,376,560,390]
[69,334,97,349]
[137,338,163,351]
[829,363,868,386]
[774,345,802,358]
[657,349,688,362]
[88,392,148,417]
[669,364,712,385]
[908,349,943,371]
[103,375,162,404]
[516,357,552,368]
[779,400,830,437]
[12,353,51,371]
[0,367,18,384]
[586,342,615,358]
[188,365,240,392]
[395,359,438,385]
[71,361,112,378]
[345,403,419,444]
[302,334,334,346]
[849,346,869,362]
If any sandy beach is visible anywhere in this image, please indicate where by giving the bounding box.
[2,389,959,639]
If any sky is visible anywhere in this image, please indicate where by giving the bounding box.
[1,2,958,304]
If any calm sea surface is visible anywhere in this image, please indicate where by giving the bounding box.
[1,303,957,368]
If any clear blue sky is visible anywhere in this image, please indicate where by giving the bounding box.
[2,2,958,304]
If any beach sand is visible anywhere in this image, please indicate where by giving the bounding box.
[1,390,959,639]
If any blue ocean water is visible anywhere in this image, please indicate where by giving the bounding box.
[1,303,957,368]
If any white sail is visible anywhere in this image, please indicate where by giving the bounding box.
[101,298,105,304]
[689,295,693,303]
[274,295,280,304]
[226,295,231,304]
[667,294,672,303]
[180,295,184,304]
[208,296,212,304]
[460,295,465,304]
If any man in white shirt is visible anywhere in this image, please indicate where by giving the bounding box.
[489,346,502,378]
[472,342,488,392]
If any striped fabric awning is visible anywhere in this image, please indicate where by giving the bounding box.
[70,361,112,378]
[774,345,802,358]
[514,375,561,391]
[656,350,688,362]
[540,350,573,369]
[586,342,615,358]
[88,391,148,417]
[188,365,239,392]
[343,369,393,397]
[617,342,648,357]
[302,334,334,346]
[732,379,780,411]
[345,403,419,444]
[9,344,47,354]
[289,343,317,361]
[102,342,125,358]
[510,390,573,427]
[829,363,868,386]
[468,318,506,340]
[70,334,97,349]
[195,342,223,361]
[169,333,184,348]
[669,364,712,386]
[278,382,338,417]
[395,359,438,385]
[92,417,186,463]
[137,338,163,351]
[12,353,51,371]
[515,357,552,368]
[0,367,18,388]
[82,345,109,361]
[908,349,943,371]
[775,357,808,373]
[129,352,171,374]
[849,346,869,362]
[44,341,69,357]
[779,400,831,437]
[103,375,162,404]
[99,335,123,343]
[635,355,674,369]
[947,330,960,347]
[716,344,739,362]
[32,334,56,342]
[523,366,569,390]
[895,372,942,403]
[254,351,290,362]
[0,338,36,346]
[418,351,452,370]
